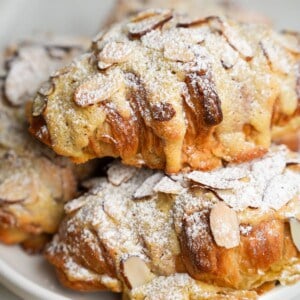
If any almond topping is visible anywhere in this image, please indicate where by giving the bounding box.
[120,256,153,289]
[263,172,299,210]
[186,166,249,189]
[99,42,134,64]
[134,173,163,199]
[164,42,195,62]
[32,95,47,117]
[153,176,183,194]
[107,163,137,186]
[74,71,122,107]
[64,196,88,214]
[38,81,54,96]
[0,175,34,205]
[260,39,290,74]
[290,218,300,251]
[210,202,240,249]
[127,9,173,39]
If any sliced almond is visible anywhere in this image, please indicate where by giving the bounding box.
[74,70,122,107]
[221,21,253,60]
[127,9,173,39]
[164,42,195,62]
[64,196,88,214]
[99,42,133,64]
[210,202,240,249]
[220,44,239,69]
[274,32,300,54]
[0,174,34,205]
[32,95,47,117]
[120,256,153,289]
[263,172,299,210]
[153,176,183,194]
[107,163,137,186]
[38,81,54,96]
[290,218,300,251]
[97,60,113,71]
[133,173,163,199]
[186,165,249,189]
[260,39,291,74]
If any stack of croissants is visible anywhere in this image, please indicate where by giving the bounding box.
[1,0,300,299]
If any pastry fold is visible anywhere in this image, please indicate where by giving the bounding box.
[0,38,93,250]
[29,11,300,173]
[45,146,300,299]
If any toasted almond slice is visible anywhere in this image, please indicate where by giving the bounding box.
[0,174,33,205]
[120,256,153,289]
[97,60,113,70]
[260,38,291,74]
[290,218,300,251]
[186,165,249,189]
[153,176,183,194]
[133,173,164,199]
[32,95,47,117]
[99,42,134,64]
[38,81,54,96]
[210,202,240,249]
[274,32,300,54]
[164,42,195,62]
[74,70,122,107]
[64,196,88,214]
[263,171,299,210]
[221,22,253,60]
[107,163,137,186]
[127,9,173,39]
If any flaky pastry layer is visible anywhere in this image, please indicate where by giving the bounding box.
[45,146,300,299]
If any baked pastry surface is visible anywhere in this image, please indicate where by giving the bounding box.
[30,11,300,173]
[0,38,92,250]
[107,0,270,26]
[45,146,300,298]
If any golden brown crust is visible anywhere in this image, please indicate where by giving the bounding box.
[30,12,300,173]
[45,148,300,298]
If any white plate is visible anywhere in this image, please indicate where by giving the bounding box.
[0,244,300,300]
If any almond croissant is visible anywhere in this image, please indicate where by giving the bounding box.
[30,10,300,173]
[45,146,300,299]
[0,38,95,250]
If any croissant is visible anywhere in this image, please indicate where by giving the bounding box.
[107,0,270,26]
[29,10,300,173]
[0,38,95,251]
[45,146,300,299]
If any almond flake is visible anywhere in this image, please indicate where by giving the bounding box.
[38,81,54,96]
[133,173,163,199]
[32,95,47,117]
[274,32,300,54]
[64,196,89,214]
[210,202,240,249]
[127,9,173,39]
[0,174,33,204]
[74,70,122,107]
[260,38,291,74]
[97,60,113,70]
[99,42,133,64]
[186,165,249,189]
[120,256,153,289]
[153,176,183,194]
[107,163,137,186]
[263,172,299,210]
[290,218,300,251]
[164,42,195,62]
